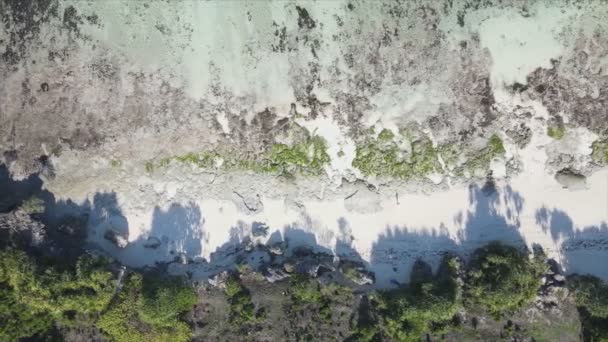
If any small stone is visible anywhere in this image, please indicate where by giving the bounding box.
[554,274,566,282]
[268,241,286,255]
[283,262,295,273]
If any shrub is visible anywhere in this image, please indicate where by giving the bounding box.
[569,275,608,319]
[224,276,256,326]
[98,273,196,342]
[290,274,324,305]
[569,275,608,341]
[465,242,546,318]
[375,257,462,341]
[547,126,566,140]
[0,249,115,340]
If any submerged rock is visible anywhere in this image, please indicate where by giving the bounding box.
[143,236,161,249]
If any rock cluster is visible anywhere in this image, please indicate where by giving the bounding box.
[0,208,45,247]
[206,238,375,288]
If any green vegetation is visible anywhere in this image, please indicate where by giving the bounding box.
[373,257,461,341]
[98,273,197,342]
[110,159,122,167]
[352,129,507,180]
[0,250,197,342]
[352,131,441,179]
[460,134,506,174]
[266,135,330,175]
[20,196,45,214]
[547,125,566,140]
[5,197,608,342]
[224,275,257,325]
[148,127,509,181]
[570,275,608,318]
[465,242,546,318]
[288,274,335,321]
[378,128,395,141]
[569,275,608,341]
[592,139,608,163]
[488,134,506,154]
[0,249,115,340]
[145,161,155,173]
[152,135,330,176]
[0,196,197,342]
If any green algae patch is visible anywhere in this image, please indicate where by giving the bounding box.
[378,128,395,142]
[151,136,330,176]
[352,132,442,179]
[488,134,506,154]
[266,135,330,175]
[592,139,608,163]
[459,134,506,175]
[160,152,220,169]
[437,144,461,168]
[145,161,155,173]
[547,126,566,140]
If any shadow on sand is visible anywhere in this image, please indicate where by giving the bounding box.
[2,164,607,287]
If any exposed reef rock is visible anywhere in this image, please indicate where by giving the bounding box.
[1,0,606,189]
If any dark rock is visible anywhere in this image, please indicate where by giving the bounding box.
[143,236,161,249]
[104,229,128,248]
[292,245,314,257]
[295,259,320,277]
[555,169,586,190]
